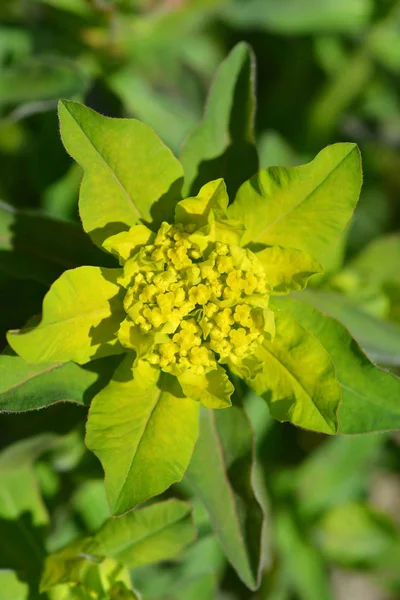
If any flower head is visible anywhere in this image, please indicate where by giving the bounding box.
[114,221,274,379]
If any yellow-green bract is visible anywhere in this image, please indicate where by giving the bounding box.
[7,99,363,516]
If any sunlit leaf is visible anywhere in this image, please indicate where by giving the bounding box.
[257,246,322,294]
[252,308,340,434]
[94,499,196,569]
[7,266,125,364]
[275,296,400,433]
[58,100,184,247]
[86,356,199,515]
[178,364,234,409]
[229,143,362,264]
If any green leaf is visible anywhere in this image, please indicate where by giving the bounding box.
[86,356,199,515]
[0,200,114,286]
[223,0,372,34]
[94,499,196,569]
[186,406,264,590]
[103,224,154,264]
[274,297,400,434]
[256,246,322,294]
[58,100,184,247]
[41,543,134,597]
[316,502,399,568]
[7,266,125,364]
[0,57,89,119]
[175,178,229,228]
[299,289,400,365]
[346,233,400,286]
[0,437,52,583]
[108,70,199,155]
[178,364,234,409]
[72,480,110,533]
[0,354,120,411]
[0,571,29,600]
[252,308,341,434]
[180,42,258,199]
[274,507,334,600]
[296,435,385,517]
[229,143,362,263]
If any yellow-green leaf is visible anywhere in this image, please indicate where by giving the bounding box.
[85,357,199,515]
[7,266,125,365]
[229,143,362,263]
[94,499,196,569]
[257,246,323,294]
[275,296,400,434]
[252,308,341,434]
[178,364,234,409]
[58,100,184,247]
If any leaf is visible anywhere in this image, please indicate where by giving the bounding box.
[223,0,372,34]
[0,437,51,582]
[178,365,234,409]
[0,571,29,600]
[0,57,89,119]
[346,233,400,286]
[0,354,120,412]
[58,100,184,247]
[274,507,334,600]
[175,178,229,228]
[256,246,322,294]
[0,200,114,286]
[296,435,385,517]
[7,266,125,364]
[72,480,110,533]
[180,42,258,199]
[85,357,199,515]
[103,224,154,264]
[229,143,362,263]
[108,70,199,154]
[94,499,196,569]
[274,297,400,434]
[316,502,399,568]
[299,289,400,365]
[186,406,264,590]
[41,545,134,597]
[252,308,340,434]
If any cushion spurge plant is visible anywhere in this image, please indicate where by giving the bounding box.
[10,40,400,530]
[7,96,362,515]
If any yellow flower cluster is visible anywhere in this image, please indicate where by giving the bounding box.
[119,222,272,375]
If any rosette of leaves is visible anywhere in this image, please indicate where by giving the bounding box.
[5,44,400,529]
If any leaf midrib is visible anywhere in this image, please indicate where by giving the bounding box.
[253,147,354,242]
[1,362,63,394]
[117,386,162,506]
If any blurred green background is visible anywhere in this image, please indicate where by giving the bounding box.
[1,0,400,598]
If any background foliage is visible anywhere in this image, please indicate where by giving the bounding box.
[1,0,400,598]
